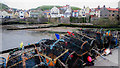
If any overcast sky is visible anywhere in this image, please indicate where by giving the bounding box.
[0,0,120,10]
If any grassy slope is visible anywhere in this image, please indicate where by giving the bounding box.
[0,3,9,10]
[31,5,81,10]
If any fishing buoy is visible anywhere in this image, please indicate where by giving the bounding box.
[106,32,108,36]
[20,42,23,48]
[55,33,60,40]
[104,49,110,55]
[80,28,82,30]
[28,43,30,45]
[115,38,118,45]
[46,59,56,66]
[72,33,74,36]
[65,42,68,46]
[87,56,92,62]
[67,31,72,35]
[70,55,73,58]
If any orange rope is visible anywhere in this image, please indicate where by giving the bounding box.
[33,44,42,62]
[7,49,34,62]
[81,41,88,49]
[22,53,26,68]
[6,55,10,67]
[8,55,36,68]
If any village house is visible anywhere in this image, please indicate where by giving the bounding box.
[19,10,24,19]
[90,5,111,20]
[72,10,79,17]
[64,5,72,17]
[79,6,90,17]
[95,6,101,18]
[107,8,119,20]
[29,8,43,18]
[89,8,96,20]
[0,10,13,18]
[13,10,19,18]
[0,10,3,18]
[59,5,72,18]
[50,6,60,18]
[99,5,109,18]
[43,10,51,18]
[24,10,29,18]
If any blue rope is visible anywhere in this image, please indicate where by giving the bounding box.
[50,39,64,49]
[0,57,6,67]
[38,39,48,43]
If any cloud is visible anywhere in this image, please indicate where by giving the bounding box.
[0,0,119,10]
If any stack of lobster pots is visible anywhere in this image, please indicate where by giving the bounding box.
[4,28,118,68]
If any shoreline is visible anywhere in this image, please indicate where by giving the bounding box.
[1,23,120,31]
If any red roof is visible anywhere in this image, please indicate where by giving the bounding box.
[106,8,118,11]
[95,8,101,11]
[58,6,67,9]
[73,10,78,12]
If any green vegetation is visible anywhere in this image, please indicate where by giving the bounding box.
[31,5,81,11]
[0,3,17,10]
[19,21,32,24]
[0,3,9,10]
[70,17,87,23]
[71,6,81,10]
[58,23,120,31]
[36,5,62,10]
[92,18,118,26]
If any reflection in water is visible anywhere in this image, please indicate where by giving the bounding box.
[2,30,53,51]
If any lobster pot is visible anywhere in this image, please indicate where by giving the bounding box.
[81,29,96,38]
[37,39,69,67]
[79,30,105,50]
[73,32,95,46]
[7,54,22,67]
[62,35,91,55]
[6,47,37,68]
[65,53,84,68]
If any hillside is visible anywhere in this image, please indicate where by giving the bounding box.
[0,3,9,10]
[31,5,81,10]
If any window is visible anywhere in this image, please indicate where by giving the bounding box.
[100,15,102,16]
[21,12,22,13]
[112,14,114,16]
[20,16,23,17]
[113,11,115,13]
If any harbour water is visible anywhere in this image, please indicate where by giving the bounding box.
[1,29,53,51]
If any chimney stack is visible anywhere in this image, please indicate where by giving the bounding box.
[98,5,100,9]
[103,5,105,8]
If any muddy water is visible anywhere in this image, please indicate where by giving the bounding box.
[1,30,53,51]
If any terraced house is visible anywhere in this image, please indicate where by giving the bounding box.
[79,6,90,17]
[0,10,13,18]
[89,5,118,20]
[59,5,72,18]
[43,10,51,18]
[107,8,119,20]
[72,10,79,17]
[29,8,43,18]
